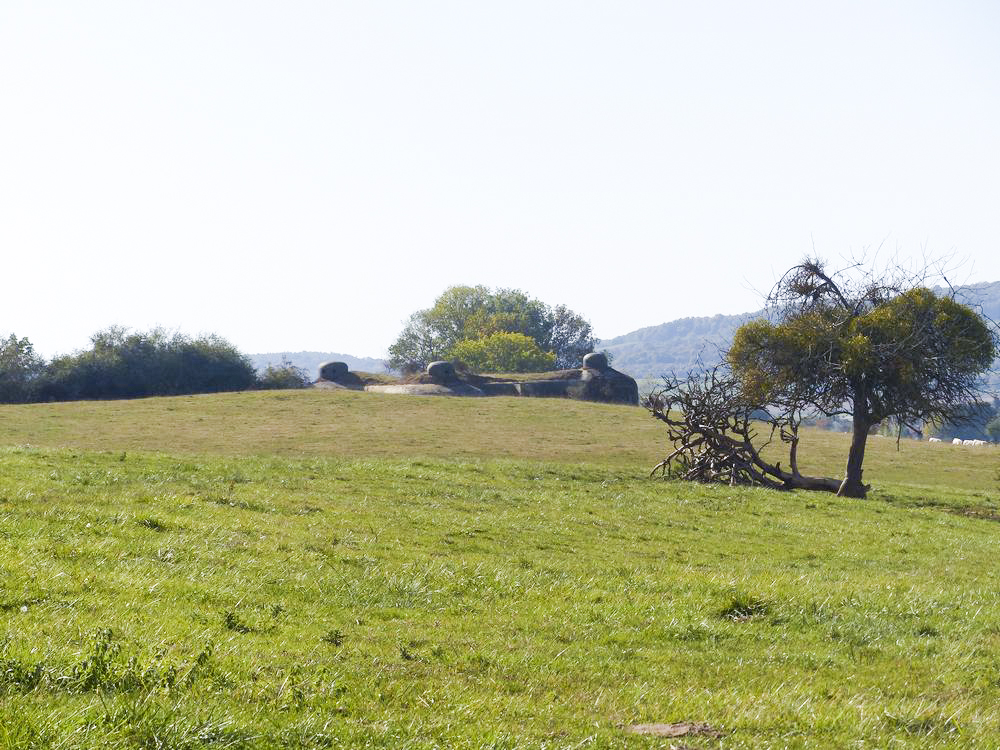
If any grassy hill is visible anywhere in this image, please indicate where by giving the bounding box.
[1,390,999,747]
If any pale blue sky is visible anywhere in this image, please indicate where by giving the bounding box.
[2,1,998,358]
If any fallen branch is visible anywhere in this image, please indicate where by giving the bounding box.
[643,366,842,493]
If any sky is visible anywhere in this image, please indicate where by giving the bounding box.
[2,1,999,359]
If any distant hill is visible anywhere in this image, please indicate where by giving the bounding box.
[600,312,759,378]
[602,281,1000,392]
[249,351,388,380]
[953,280,1000,323]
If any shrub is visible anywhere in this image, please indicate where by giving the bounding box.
[37,327,257,401]
[448,332,556,373]
[256,360,311,390]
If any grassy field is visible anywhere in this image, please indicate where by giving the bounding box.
[1,390,999,748]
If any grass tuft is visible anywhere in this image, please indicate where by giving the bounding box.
[222,611,252,634]
[321,629,344,647]
[718,594,771,622]
[136,516,168,532]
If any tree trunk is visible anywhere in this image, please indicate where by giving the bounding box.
[838,400,871,498]
[785,473,843,493]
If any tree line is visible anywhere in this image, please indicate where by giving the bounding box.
[0,328,310,404]
[2,286,596,403]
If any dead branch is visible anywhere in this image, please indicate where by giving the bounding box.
[643,365,842,493]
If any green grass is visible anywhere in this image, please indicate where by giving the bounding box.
[0,389,663,468]
[0,390,999,747]
[1,389,995,489]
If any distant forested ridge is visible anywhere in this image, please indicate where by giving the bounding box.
[249,352,388,380]
[601,281,1000,392]
[599,312,759,378]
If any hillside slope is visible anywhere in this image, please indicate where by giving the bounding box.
[1,392,999,744]
[3,440,999,746]
[0,388,995,489]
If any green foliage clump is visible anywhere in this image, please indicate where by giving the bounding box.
[255,359,311,390]
[38,327,257,401]
[3,328,315,401]
[449,332,556,373]
[0,334,44,403]
[388,285,594,371]
[730,288,996,418]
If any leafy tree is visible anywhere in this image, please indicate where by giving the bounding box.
[385,312,437,374]
[387,286,595,371]
[449,332,557,373]
[647,258,998,498]
[544,305,598,370]
[728,258,998,497]
[0,334,44,403]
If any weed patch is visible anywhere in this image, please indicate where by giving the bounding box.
[0,629,210,695]
[718,593,771,622]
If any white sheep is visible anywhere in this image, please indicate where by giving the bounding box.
[928,437,942,443]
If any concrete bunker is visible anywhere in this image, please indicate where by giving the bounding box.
[314,354,639,405]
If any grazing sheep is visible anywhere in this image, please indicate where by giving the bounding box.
[928,437,942,442]
[952,438,963,445]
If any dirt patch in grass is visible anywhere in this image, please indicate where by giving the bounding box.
[955,507,1000,522]
[626,722,723,738]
